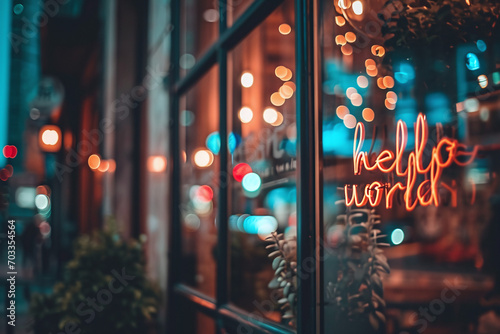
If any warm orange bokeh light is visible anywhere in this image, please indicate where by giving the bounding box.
[98,160,110,172]
[148,156,167,173]
[193,149,214,168]
[278,23,292,35]
[336,105,349,119]
[383,76,395,88]
[88,154,101,170]
[271,92,285,106]
[345,32,356,43]
[39,125,62,152]
[362,108,375,122]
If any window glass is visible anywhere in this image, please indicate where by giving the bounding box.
[226,0,254,25]
[180,0,219,77]
[228,1,297,327]
[179,66,219,298]
[319,1,500,333]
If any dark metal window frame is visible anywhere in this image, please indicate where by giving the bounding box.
[166,0,318,333]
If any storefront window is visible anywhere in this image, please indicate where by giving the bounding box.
[319,0,500,333]
[228,2,296,325]
[226,0,255,25]
[179,66,219,298]
[180,0,219,77]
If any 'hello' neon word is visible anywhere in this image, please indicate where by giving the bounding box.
[344,113,478,211]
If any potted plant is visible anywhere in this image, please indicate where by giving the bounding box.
[30,227,161,334]
[325,203,389,334]
[266,202,390,333]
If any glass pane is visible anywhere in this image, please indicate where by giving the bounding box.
[226,0,255,25]
[179,66,219,298]
[319,1,500,333]
[177,304,217,334]
[228,1,297,327]
[180,0,219,77]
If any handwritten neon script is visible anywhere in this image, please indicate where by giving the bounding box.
[344,113,478,211]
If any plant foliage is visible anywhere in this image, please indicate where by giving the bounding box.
[325,202,390,332]
[30,228,160,334]
[379,0,500,65]
[266,232,298,326]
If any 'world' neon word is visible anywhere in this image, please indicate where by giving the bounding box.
[344,113,478,211]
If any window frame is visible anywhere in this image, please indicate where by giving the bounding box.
[166,0,319,333]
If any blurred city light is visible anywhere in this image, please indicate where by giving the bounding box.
[357,75,369,88]
[352,0,363,14]
[88,154,101,170]
[478,74,488,88]
[343,114,357,129]
[206,132,221,154]
[238,107,253,123]
[271,92,285,106]
[336,105,349,119]
[193,149,214,168]
[391,228,405,245]
[242,172,262,192]
[241,72,254,88]
[147,156,167,173]
[335,16,346,26]
[39,125,62,152]
[35,194,50,211]
[233,163,252,182]
[15,187,36,209]
[271,112,284,127]
[278,23,291,35]
[263,108,278,124]
[362,108,374,122]
[3,145,17,158]
[466,53,480,71]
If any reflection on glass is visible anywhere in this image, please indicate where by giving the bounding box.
[179,66,219,298]
[227,0,255,26]
[228,1,296,327]
[180,0,219,77]
[321,0,500,333]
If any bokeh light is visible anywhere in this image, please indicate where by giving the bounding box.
[147,156,167,173]
[241,72,254,88]
[271,92,285,106]
[239,107,253,123]
[233,163,252,182]
[263,108,278,124]
[391,228,405,245]
[362,108,374,122]
[343,114,357,129]
[336,105,349,119]
[193,149,214,168]
[279,23,292,35]
[335,16,346,26]
[242,173,262,192]
[382,76,395,89]
[271,112,284,127]
[357,75,369,88]
[345,32,356,43]
[88,154,101,170]
[335,35,347,46]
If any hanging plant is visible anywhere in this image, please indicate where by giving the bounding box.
[379,0,500,65]
[325,201,390,333]
[266,232,298,326]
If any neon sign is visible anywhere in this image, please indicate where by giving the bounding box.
[344,113,478,211]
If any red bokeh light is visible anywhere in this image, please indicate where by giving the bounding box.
[3,145,17,158]
[196,185,214,202]
[4,165,13,177]
[0,169,9,181]
[233,163,252,182]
